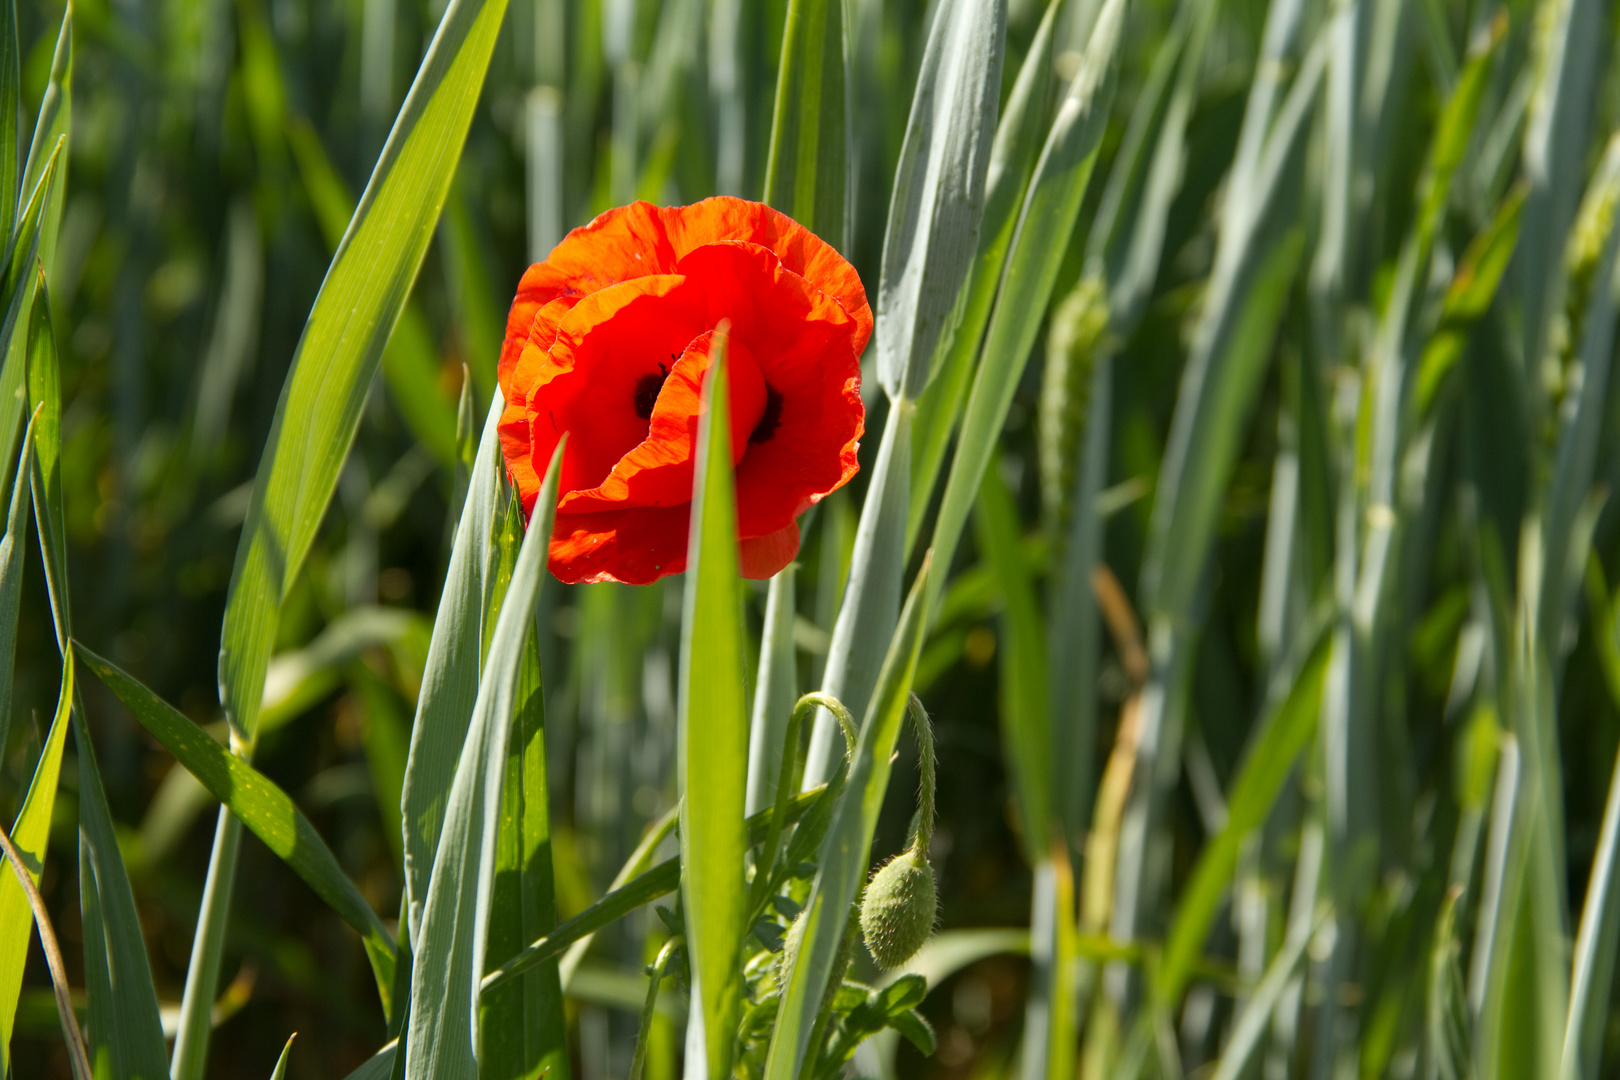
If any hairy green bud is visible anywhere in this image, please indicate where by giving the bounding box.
[860,848,937,968]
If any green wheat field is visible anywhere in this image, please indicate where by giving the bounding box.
[0,0,1611,1077]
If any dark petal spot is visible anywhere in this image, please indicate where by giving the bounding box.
[750,385,784,445]
[633,365,670,420]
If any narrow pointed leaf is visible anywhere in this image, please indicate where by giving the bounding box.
[402,392,507,941]
[679,330,749,1080]
[219,0,515,745]
[926,0,1124,615]
[404,439,562,1080]
[0,644,71,1070]
[764,0,850,248]
[74,643,399,1008]
[875,0,1006,400]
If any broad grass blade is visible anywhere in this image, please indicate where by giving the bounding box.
[748,566,800,816]
[0,644,71,1071]
[479,556,569,1080]
[283,119,458,465]
[764,557,931,1080]
[907,0,1058,554]
[218,0,514,746]
[805,400,910,784]
[402,392,507,940]
[678,330,749,1080]
[75,644,400,1008]
[974,460,1051,861]
[404,439,562,1080]
[874,0,1006,401]
[764,0,851,248]
[925,0,1124,617]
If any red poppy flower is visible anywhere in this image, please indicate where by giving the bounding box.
[497,197,871,585]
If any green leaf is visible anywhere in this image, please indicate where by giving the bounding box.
[23,255,167,1080]
[1207,901,1325,1080]
[748,567,800,816]
[19,2,69,283]
[874,0,1006,400]
[0,0,18,259]
[1155,624,1330,1006]
[678,329,749,1080]
[925,0,1124,619]
[764,556,932,1080]
[763,0,850,248]
[269,1035,295,1080]
[478,570,569,1080]
[218,0,514,746]
[402,392,507,941]
[805,400,910,784]
[973,459,1051,859]
[0,642,71,1072]
[74,642,400,1009]
[483,789,828,994]
[0,406,34,756]
[907,0,1059,556]
[404,438,562,1080]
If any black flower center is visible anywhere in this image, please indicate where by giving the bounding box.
[634,358,675,420]
[750,385,784,445]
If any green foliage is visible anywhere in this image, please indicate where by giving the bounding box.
[8,0,1620,1078]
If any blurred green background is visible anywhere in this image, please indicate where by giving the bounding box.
[7,0,1620,1076]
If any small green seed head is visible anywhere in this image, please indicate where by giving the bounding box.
[860,848,937,968]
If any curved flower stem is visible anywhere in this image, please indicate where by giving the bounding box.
[628,936,682,1080]
[751,691,855,919]
[906,693,936,856]
[0,820,92,1080]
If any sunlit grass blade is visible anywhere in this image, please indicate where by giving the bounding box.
[874,0,1006,401]
[269,1035,295,1080]
[218,0,514,747]
[479,560,569,1080]
[747,567,799,816]
[678,329,749,1080]
[404,438,562,1080]
[765,555,931,1080]
[74,643,399,1007]
[764,0,850,248]
[924,0,1124,618]
[906,0,1057,554]
[0,642,70,1072]
[402,392,506,940]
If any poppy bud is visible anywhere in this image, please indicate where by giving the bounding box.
[860,847,937,968]
[778,905,861,1010]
